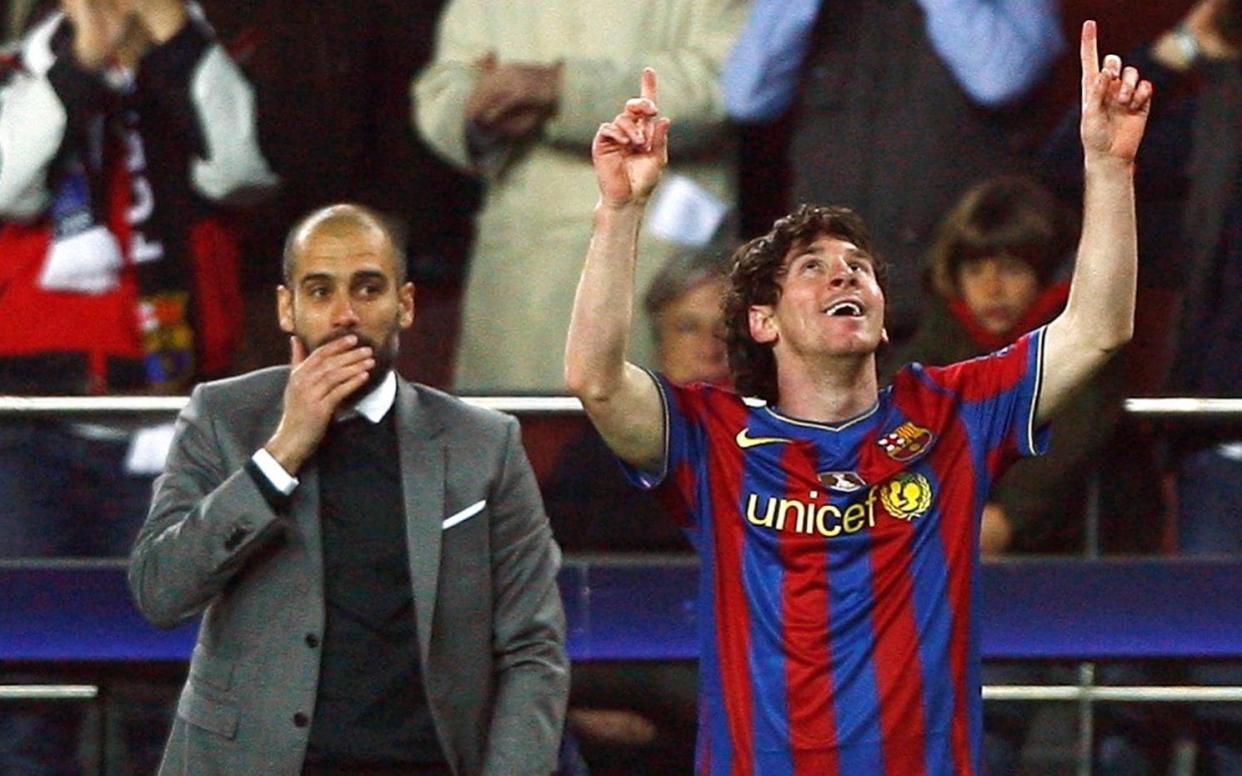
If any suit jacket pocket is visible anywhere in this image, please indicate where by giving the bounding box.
[190,644,236,691]
[178,683,240,740]
[443,499,486,530]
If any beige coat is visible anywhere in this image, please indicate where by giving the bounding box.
[414,0,748,392]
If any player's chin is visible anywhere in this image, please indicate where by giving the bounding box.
[821,337,880,358]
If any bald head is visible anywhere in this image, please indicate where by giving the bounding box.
[282,203,407,286]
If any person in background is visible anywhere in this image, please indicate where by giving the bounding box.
[413,0,748,393]
[644,244,733,389]
[1145,1,1241,772]
[1159,0,1242,556]
[0,0,275,550]
[889,174,1161,557]
[0,0,275,771]
[194,0,482,388]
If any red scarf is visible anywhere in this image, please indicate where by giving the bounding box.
[947,281,1070,351]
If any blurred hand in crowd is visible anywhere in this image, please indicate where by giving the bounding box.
[62,0,188,70]
[130,0,189,44]
[62,0,143,69]
[465,53,562,139]
[1154,0,1241,69]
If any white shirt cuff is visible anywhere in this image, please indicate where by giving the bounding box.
[251,448,298,496]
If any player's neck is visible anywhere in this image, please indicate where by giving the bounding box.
[775,354,879,423]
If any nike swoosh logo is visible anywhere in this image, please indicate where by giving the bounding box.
[735,428,794,449]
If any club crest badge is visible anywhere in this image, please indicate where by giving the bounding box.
[818,471,867,493]
[879,473,933,520]
[877,422,934,462]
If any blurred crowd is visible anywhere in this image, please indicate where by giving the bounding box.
[0,0,1238,773]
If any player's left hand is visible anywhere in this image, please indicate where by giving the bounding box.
[1079,20,1153,166]
[591,67,670,207]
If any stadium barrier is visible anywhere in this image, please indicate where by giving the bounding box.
[2,395,1240,775]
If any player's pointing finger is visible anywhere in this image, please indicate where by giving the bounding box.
[1080,20,1099,79]
[641,66,658,107]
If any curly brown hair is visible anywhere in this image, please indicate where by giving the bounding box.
[723,205,885,404]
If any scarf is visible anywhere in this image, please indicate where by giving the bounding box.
[45,20,197,390]
[947,280,1070,352]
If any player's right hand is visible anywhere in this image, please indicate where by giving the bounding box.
[264,334,373,474]
[592,67,670,208]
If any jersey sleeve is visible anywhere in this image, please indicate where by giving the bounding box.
[615,369,710,529]
[921,326,1051,472]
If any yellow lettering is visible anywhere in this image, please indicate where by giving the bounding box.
[742,487,890,539]
[776,498,804,532]
[796,500,812,533]
[746,494,775,527]
[816,504,842,537]
[842,503,866,533]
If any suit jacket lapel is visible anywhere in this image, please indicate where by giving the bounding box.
[396,379,446,664]
[291,465,323,590]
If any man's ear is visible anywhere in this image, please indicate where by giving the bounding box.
[749,305,777,345]
[277,285,294,334]
[398,282,415,329]
[880,326,889,346]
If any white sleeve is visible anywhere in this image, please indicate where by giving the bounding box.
[188,44,279,205]
[0,14,67,220]
[251,447,299,495]
[0,71,63,219]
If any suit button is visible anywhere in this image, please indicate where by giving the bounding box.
[224,525,249,551]
[305,633,319,648]
[293,712,309,728]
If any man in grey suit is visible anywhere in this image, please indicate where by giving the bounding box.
[129,203,568,776]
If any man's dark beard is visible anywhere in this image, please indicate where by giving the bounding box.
[300,328,399,409]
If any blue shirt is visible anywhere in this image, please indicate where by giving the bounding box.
[722,0,1065,122]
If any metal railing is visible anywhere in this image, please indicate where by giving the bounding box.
[3,394,1240,417]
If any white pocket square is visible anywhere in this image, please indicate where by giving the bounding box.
[442,499,486,530]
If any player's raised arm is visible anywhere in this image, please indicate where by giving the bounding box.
[564,68,670,471]
[1038,21,1153,423]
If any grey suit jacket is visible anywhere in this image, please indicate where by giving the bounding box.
[129,367,568,776]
